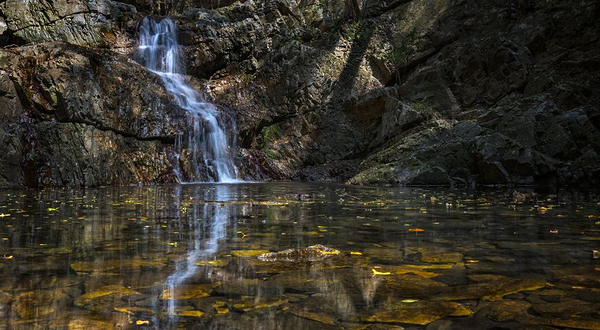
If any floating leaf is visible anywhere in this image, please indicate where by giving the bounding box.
[372,268,391,276]
[0,213,10,217]
[47,207,59,211]
[408,228,425,232]
[350,251,363,256]
[136,320,150,326]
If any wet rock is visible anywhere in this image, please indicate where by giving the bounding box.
[530,299,597,317]
[71,258,166,274]
[232,296,288,313]
[425,319,452,330]
[485,299,531,322]
[214,279,282,297]
[358,301,473,325]
[159,284,215,300]
[257,244,340,262]
[67,317,115,330]
[364,247,404,264]
[377,274,448,299]
[420,251,463,264]
[14,290,68,319]
[74,285,139,312]
[288,308,338,326]
[433,278,546,301]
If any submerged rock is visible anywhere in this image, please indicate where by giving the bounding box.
[257,245,340,262]
[358,301,473,325]
[74,285,139,312]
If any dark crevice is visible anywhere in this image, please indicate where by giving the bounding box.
[55,118,177,144]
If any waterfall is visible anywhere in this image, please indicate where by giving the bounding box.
[137,17,239,183]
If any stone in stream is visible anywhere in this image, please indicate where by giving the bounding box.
[363,247,404,264]
[376,274,449,299]
[15,289,68,319]
[67,317,116,330]
[484,299,532,322]
[358,301,473,325]
[257,244,340,262]
[159,284,216,300]
[231,296,288,313]
[70,258,166,274]
[74,285,139,313]
[530,299,598,317]
[433,278,546,301]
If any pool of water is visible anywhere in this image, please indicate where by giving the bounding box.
[0,183,598,329]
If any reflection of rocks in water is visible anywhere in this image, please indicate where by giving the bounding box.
[15,290,68,319]
[231,296,288,312]
[70,258,167,274]
[258,245,340,262]
[208,312,342,330]
[214,278,283,297]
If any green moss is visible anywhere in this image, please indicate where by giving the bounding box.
[261,124,281,149]
[383,31,417,67]
[241,73,255,85]
[264,149,281,160]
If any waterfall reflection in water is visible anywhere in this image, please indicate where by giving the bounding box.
[137,17,238,183]
[163,185,232,324]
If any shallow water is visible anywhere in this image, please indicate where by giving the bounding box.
[0,183,598,330]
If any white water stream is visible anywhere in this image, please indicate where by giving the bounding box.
[138,17,238,183]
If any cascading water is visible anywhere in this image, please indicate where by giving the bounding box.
[137,17,239,183]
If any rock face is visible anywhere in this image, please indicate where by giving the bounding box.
[0,0,599,187]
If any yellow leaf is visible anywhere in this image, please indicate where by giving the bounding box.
[408,228,425,232]
[47,207,59,211]
[0,213,10,217]
[3,255,13,259]
[372,268,391,276]
[350,251,363,256]
[178,310,204,318]
[136,320,150,326]
[401,299,418,303]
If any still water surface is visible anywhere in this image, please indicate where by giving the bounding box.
[0,183,598,329]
